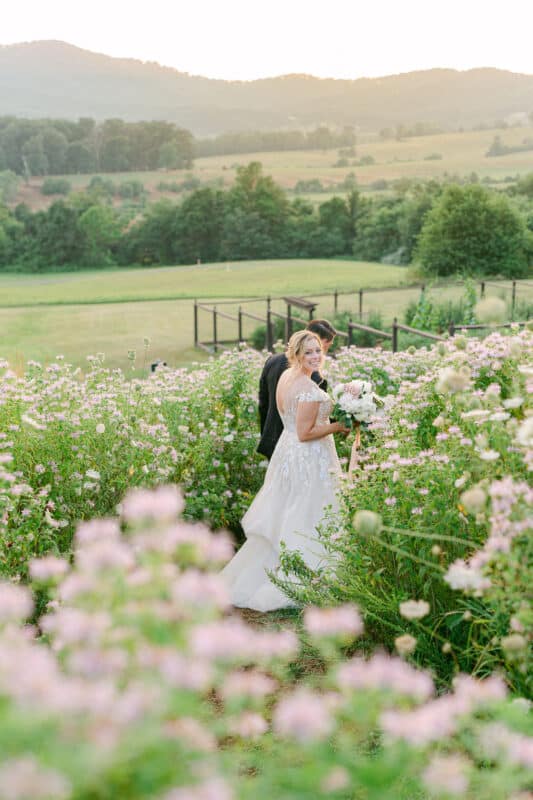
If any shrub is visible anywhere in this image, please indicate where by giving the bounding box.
[41,178,71,196]
[405,281,477,333]
[87,175,116,198]
[117,180,145,199]
[293,178,325,193]
[370,179,389,190]
[358,155,376,166]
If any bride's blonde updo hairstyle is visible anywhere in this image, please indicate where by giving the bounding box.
[287,330,323,368]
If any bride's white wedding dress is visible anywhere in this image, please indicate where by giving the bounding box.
[221,376,341,612]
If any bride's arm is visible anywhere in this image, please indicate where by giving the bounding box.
[296,401,347,442]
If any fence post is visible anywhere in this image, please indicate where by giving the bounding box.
[480,280,485,298]
[213,306,218,353]
[238,306,243,344]
[358,289,363,320]
[512,280,516,316]
[193,300,198,347]
[266,307,273,352]
[392,318,398,353]
[285,304,292,342]
[348,319,353,346]
[448,321,455,337]
[334,289,338,313]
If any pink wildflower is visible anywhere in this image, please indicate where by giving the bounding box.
[121,485,184,522]
[0,756,70,800]
[164,778,233,800]
[0,582,33,624]
[303,604,364,638]
[229,712,268,739]
[29,556,69,582]
[273,688,334,742]
[422,755,470,796]
[336,653,434,701]
[221,669,278,699]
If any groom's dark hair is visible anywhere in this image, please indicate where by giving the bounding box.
[306,318,337,342]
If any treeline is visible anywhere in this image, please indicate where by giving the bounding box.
[0,116,359,176]
[486,134,533,157]
[1,162,532,276]
[378,122,444,140]
[194,126,356,157]
[0,117,194,176]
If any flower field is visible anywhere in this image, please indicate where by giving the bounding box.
[0,326,532,799]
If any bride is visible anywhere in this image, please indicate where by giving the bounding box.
[221,330,349,612]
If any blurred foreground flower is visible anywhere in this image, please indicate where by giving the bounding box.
[399,599,430,620]
[352,509,382,537]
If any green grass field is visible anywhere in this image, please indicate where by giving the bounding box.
[2,259,531,373]
[0,259,408,370]
[0,259,408,307]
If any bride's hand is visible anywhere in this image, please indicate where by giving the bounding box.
[332,421,351,435]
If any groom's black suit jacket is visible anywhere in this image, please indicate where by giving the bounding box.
[257,353,328,459]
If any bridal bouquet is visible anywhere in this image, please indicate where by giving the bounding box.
[331,379,384,429]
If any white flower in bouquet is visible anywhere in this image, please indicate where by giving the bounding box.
[332,380,384,427]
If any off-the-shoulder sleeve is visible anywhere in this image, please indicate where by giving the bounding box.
[296,388,324,403]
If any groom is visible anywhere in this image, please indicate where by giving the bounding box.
[257,319,337,459]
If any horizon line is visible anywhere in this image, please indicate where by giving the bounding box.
[2,38,532,83]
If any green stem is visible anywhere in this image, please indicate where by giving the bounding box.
[370,537,443,572]
[385,525,479,548]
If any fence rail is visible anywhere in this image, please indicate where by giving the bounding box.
[194,278,531,354]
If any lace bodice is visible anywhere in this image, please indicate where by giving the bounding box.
[272,375,338,484]
[279,383,332,433]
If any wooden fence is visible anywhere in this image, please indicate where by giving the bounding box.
[194,279,531,354]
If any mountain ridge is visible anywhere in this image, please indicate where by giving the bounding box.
[1,40,532,135]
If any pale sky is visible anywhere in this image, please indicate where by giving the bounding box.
[2,0,533,81]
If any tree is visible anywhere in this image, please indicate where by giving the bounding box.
[21,134,48,175]
[318,196,354,254]
[158,140,184,170]
[118,200,179,265]
[229,162,288,236]
[352,197,404,262]
[512,173,533,199]
[0,170,20,203]
[0,204,22,268]
[397,181,442,263]
[1,120,37,172]
[174,188,226,263]
[19,201,87,270]
[221,209,279,261]
[415,184,530,277]
[78,204,121,266]
[65,142,97,173]
[41,128,68,173]
[101,137,130,171]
